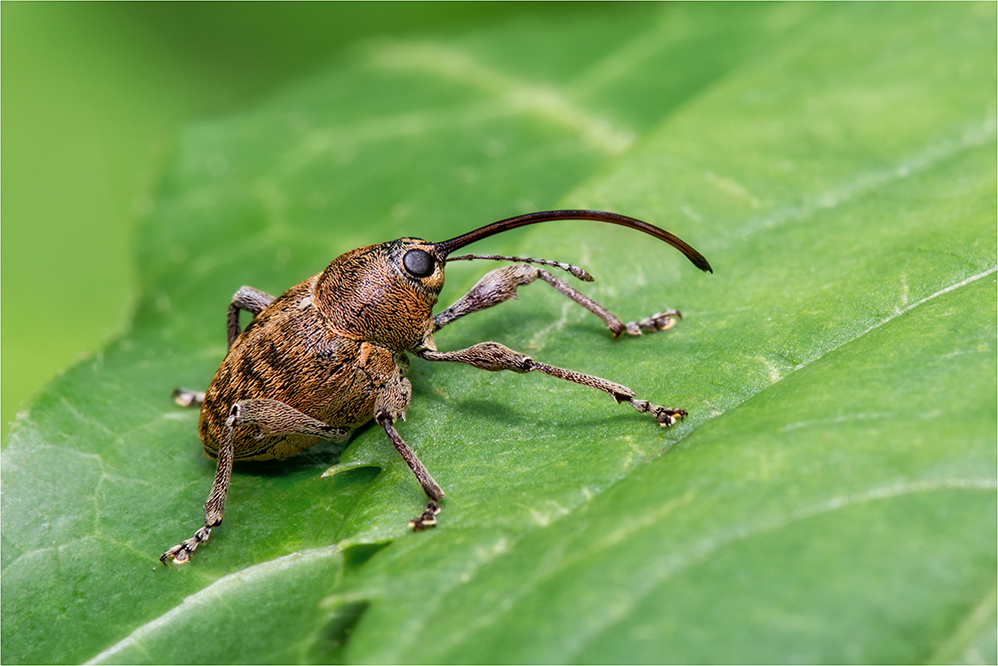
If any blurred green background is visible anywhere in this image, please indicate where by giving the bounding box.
[1,2,593,441]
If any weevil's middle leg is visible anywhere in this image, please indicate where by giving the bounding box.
[374,376,444,530]
[420,342,687,427]
[377,414,444,529]
[433,264,681,338]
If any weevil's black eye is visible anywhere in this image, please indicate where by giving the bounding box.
[402,249,436,278]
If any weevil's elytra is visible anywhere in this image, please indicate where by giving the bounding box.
[161,210,712,564]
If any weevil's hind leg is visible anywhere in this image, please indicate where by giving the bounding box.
[172,388,205,407]
[228,286,276,347]
[170,286,276,410]
[433,264,681,338]
[374,376,444,529]
[420,342,687,428]
[161,398,349,564]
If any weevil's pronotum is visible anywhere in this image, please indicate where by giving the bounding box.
[162,210,712,563]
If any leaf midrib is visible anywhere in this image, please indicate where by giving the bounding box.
[85,547,343,665]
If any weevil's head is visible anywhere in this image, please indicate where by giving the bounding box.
[316,210,712,351]
[315,237,446,351]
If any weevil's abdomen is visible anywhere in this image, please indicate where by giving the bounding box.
[198,277,400,461]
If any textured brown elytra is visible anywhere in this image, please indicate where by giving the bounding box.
[162,210,712,564]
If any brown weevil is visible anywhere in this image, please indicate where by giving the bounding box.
[162,210,712,563]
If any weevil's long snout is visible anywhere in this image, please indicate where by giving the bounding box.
[431,209,713,273]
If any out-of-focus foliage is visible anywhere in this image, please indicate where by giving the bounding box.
[1,2,583,440]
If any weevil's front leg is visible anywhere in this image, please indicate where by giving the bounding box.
[535,269,682,338]
[433,264,681,338]
[374,376,444,530]
[420,342,687,427]
[227,286,276,347]
[161,398,349,564]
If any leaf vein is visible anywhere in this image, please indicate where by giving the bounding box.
[562,477,998,661]
[365,40,634,154]
[733,117,998,242]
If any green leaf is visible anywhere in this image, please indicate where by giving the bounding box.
[3,4,995,664]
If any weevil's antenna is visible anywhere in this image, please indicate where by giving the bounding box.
[432,210,713,274]
[446,253,594,281]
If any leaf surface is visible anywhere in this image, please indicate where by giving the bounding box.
[3,4,995,664]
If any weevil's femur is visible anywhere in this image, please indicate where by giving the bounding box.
[432,210,712,273]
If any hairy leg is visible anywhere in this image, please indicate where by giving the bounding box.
[161,398,348,564]
[373,376,444,529]
[227,286,276,348]
[433,264,680,338]
[420,342,686,427]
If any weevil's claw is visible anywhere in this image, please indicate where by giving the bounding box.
[655,407,688,427]
[622,309,682,337]
[161,526,211,564]
[408,499,442,531]
[628,399,687,427]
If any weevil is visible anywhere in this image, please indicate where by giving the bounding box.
[162,210,712,563]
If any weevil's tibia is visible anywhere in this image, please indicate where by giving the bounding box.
[227,286,276,348]
[529,361,687,427]
[376,412,445,530]
[534,269,681,338]
[161,417,235,564]
[376,412,444,500]
[419,342,686,428]
[432,264,681,338]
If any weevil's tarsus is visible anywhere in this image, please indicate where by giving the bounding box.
[433,210,712,274]
[446,253,594,281]
[409,499,442,530]
[627,400,687,427]
[172,388,205,407]
[376,411,444,502]
[625,309,682,336]
[227,286,276,348]
[161,526,211,565]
